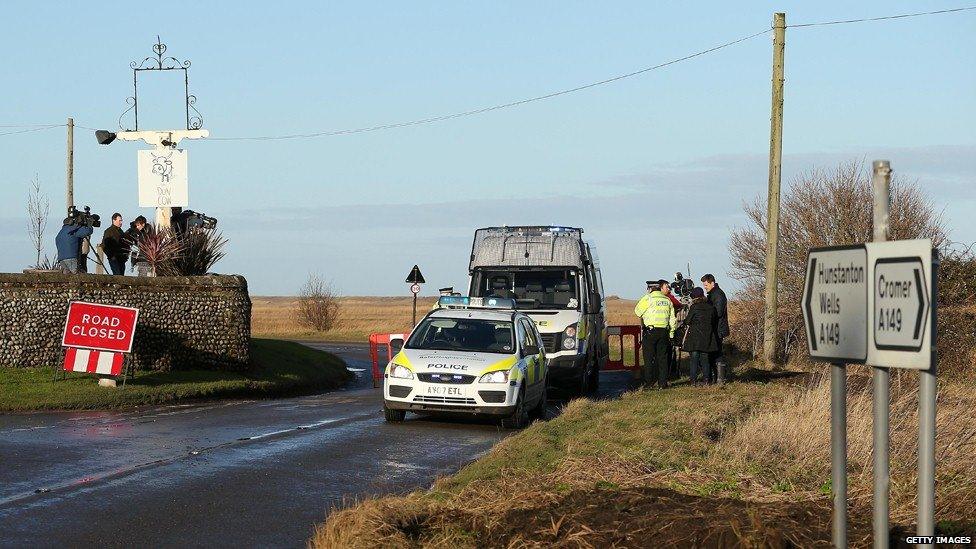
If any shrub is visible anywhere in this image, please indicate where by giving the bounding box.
[298,274,341,332]
[132,228,228,277]
[729,160,948,363]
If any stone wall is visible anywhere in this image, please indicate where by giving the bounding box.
[0,273,251,371]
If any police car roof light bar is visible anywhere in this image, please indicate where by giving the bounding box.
[437,296,517,310]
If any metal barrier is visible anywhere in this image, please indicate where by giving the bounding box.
[605,325,642,371]
[368,332,410,388]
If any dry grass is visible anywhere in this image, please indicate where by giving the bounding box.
[312,373,975,548]
[252,296,639,342]
[721,377,976,527]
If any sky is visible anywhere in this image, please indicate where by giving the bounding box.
[1,1,973,298]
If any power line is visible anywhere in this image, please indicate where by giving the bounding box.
[207,29,771,141]
[8,5,975,141]
[788,5,976,27]
[0,125,64,137]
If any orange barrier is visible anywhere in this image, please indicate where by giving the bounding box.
[605,325,642,371]
[368,332,410,388]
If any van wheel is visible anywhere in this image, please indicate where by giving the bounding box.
[501,388,528,429]
[531,380,548,419]
[384,406,406,422]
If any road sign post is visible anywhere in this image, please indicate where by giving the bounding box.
[871,160,891,549]
[801,245,867,547]
[404,265,426,327]
[803,235,937,548]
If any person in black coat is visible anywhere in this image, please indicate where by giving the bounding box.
[101,213,128,275]
[682,287,718,385]
[701,273,729,384]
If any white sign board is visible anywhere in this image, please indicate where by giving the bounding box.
[138,149,188,207]
[866,239,933,369]
[802,245,868,363]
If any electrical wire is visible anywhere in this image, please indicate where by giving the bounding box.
[8,5,976,141]
[206,29,771,141]
[0,123,63,128]
[788,5,976,27]
[0,125,64,137]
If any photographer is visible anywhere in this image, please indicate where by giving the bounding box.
[101,213,128,276]
[54,217,93,273]
[125,216,153,276]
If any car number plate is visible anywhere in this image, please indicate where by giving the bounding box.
[426,386,463,396]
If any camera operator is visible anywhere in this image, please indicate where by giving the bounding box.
[101,213,128,276]
[125,216,154,276]
[55,216,93,273]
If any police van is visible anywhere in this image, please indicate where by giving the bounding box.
[466,226,607,394]
[383,296,548,429]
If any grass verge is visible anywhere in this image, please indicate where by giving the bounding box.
[313,370,975,547]
[0,338,352,412]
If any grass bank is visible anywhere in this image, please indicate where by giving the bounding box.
[0,339,352,412]
[314,369,975,547]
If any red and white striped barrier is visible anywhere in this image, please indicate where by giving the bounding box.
[63,348,124,376]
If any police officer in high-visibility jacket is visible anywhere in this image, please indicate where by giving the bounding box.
[634,280,676,388]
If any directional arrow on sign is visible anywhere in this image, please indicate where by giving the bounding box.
[801,245,868,363]
[873,257,929,352]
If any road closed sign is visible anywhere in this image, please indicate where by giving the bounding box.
[62,301,139,353]
[802,245,868,363]
[867,239,934,369]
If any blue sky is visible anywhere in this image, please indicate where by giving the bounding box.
[1,1,973,297]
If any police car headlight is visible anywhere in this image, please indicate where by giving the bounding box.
[390,364,413,379]
[479,370,509,383]
[562,336,577,350]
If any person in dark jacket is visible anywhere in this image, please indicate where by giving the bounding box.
[101,213,127,275]
[701,273,730,384]
[54,218,93,273]
[682,287,718,385]
[124,216,153,276]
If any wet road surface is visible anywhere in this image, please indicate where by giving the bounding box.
[0,342,631,548]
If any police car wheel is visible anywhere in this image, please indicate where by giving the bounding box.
[384,406,406,423]
[501,388,528,429]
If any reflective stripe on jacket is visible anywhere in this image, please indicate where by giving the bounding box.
[634,290,676,337]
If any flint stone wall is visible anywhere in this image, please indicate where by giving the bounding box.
[0,273,251,371]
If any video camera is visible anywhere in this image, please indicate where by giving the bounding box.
[66,205,101,228]
[171,209,217,234]
[671,271,694,297]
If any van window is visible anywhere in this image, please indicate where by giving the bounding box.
[473,269,579,310]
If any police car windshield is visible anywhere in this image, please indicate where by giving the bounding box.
[406,318,515,354]
[474,269,578,310]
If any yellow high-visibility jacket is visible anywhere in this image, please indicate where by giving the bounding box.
[634,290,676,338]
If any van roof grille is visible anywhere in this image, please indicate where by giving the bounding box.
[470,226,584,269]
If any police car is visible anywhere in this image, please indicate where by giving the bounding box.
[383,296,548,429]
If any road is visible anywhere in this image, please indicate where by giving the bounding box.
[0,343,631,548]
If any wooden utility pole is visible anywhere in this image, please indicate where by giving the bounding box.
[763,13,786,367]
[66,117,74,212]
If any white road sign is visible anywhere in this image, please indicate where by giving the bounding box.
[866,239,933,369]
[138,149,189,207]
[802,245,868,363]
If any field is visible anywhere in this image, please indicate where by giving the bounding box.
[251,295,639,342]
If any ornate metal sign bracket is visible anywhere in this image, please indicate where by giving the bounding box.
[119,36,203,131]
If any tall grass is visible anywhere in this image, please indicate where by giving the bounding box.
[721,377,976,526]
